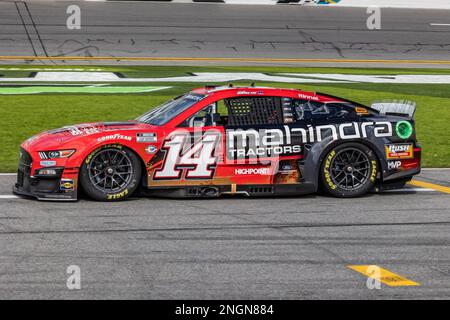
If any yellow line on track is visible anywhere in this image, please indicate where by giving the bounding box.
[348,265,420,287]
[408,180,450,194]
[1,56,450,64]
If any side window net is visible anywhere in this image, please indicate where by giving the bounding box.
[225,97,282,126]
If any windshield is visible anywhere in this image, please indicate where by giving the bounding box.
[136,93,206,125]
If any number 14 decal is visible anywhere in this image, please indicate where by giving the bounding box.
[154,132,221,180]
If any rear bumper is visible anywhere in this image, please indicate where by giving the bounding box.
[382,145,421,182]
[375,176,413,192]
[383,166,420,182]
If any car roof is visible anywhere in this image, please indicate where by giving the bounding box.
[190,85,346,103]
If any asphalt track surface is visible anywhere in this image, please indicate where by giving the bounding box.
[0,169,449,299]
[0,1,450,66]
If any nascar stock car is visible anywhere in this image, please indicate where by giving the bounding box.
[14,85,421,201]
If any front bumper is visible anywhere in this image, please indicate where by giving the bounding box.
[13,148,78,201]
[13,183,77,201]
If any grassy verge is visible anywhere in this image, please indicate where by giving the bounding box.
[1,65,449,171]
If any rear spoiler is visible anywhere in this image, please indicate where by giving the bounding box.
[370,100,416,118]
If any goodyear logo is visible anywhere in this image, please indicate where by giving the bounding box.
[324,150,337,190]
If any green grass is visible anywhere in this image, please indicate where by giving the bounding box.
[1,65,450,171]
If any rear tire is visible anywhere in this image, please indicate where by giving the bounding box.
[80,145,141,201]
[320,143,378,198]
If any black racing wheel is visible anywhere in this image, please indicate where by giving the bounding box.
[320,143,378,198]
[80,145,141,201]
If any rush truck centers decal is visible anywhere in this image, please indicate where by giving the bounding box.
[385,144,413,159]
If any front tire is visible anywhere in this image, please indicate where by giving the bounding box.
[80,145,141,201]
[320,143,378,198]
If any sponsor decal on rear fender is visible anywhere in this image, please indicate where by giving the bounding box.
[385,144,413,159]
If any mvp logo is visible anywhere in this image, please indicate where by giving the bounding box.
[388,161,402,170]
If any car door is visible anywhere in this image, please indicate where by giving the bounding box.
[149,102,226,187]
[222,95,286,185]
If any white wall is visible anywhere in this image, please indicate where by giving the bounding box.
[336,0,450,9]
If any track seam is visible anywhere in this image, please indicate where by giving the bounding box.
[23,1,51,59]
[1,56,450,64]
[1,221,450,236]
[14,1,38,57]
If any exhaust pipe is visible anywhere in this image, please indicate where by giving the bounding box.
[201,186,219,197]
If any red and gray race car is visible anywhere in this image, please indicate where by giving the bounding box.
[14,86,421,201]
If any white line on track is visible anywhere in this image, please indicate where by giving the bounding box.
[430,23,450,26]
[0,173,17,176]
[382,188,435,193]
[0,195,19,199]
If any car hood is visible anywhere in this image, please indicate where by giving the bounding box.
[22,121,151,150]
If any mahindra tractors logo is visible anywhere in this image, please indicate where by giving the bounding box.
[227,122,393,160]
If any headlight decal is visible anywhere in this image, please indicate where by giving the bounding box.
[39,149,75,159]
